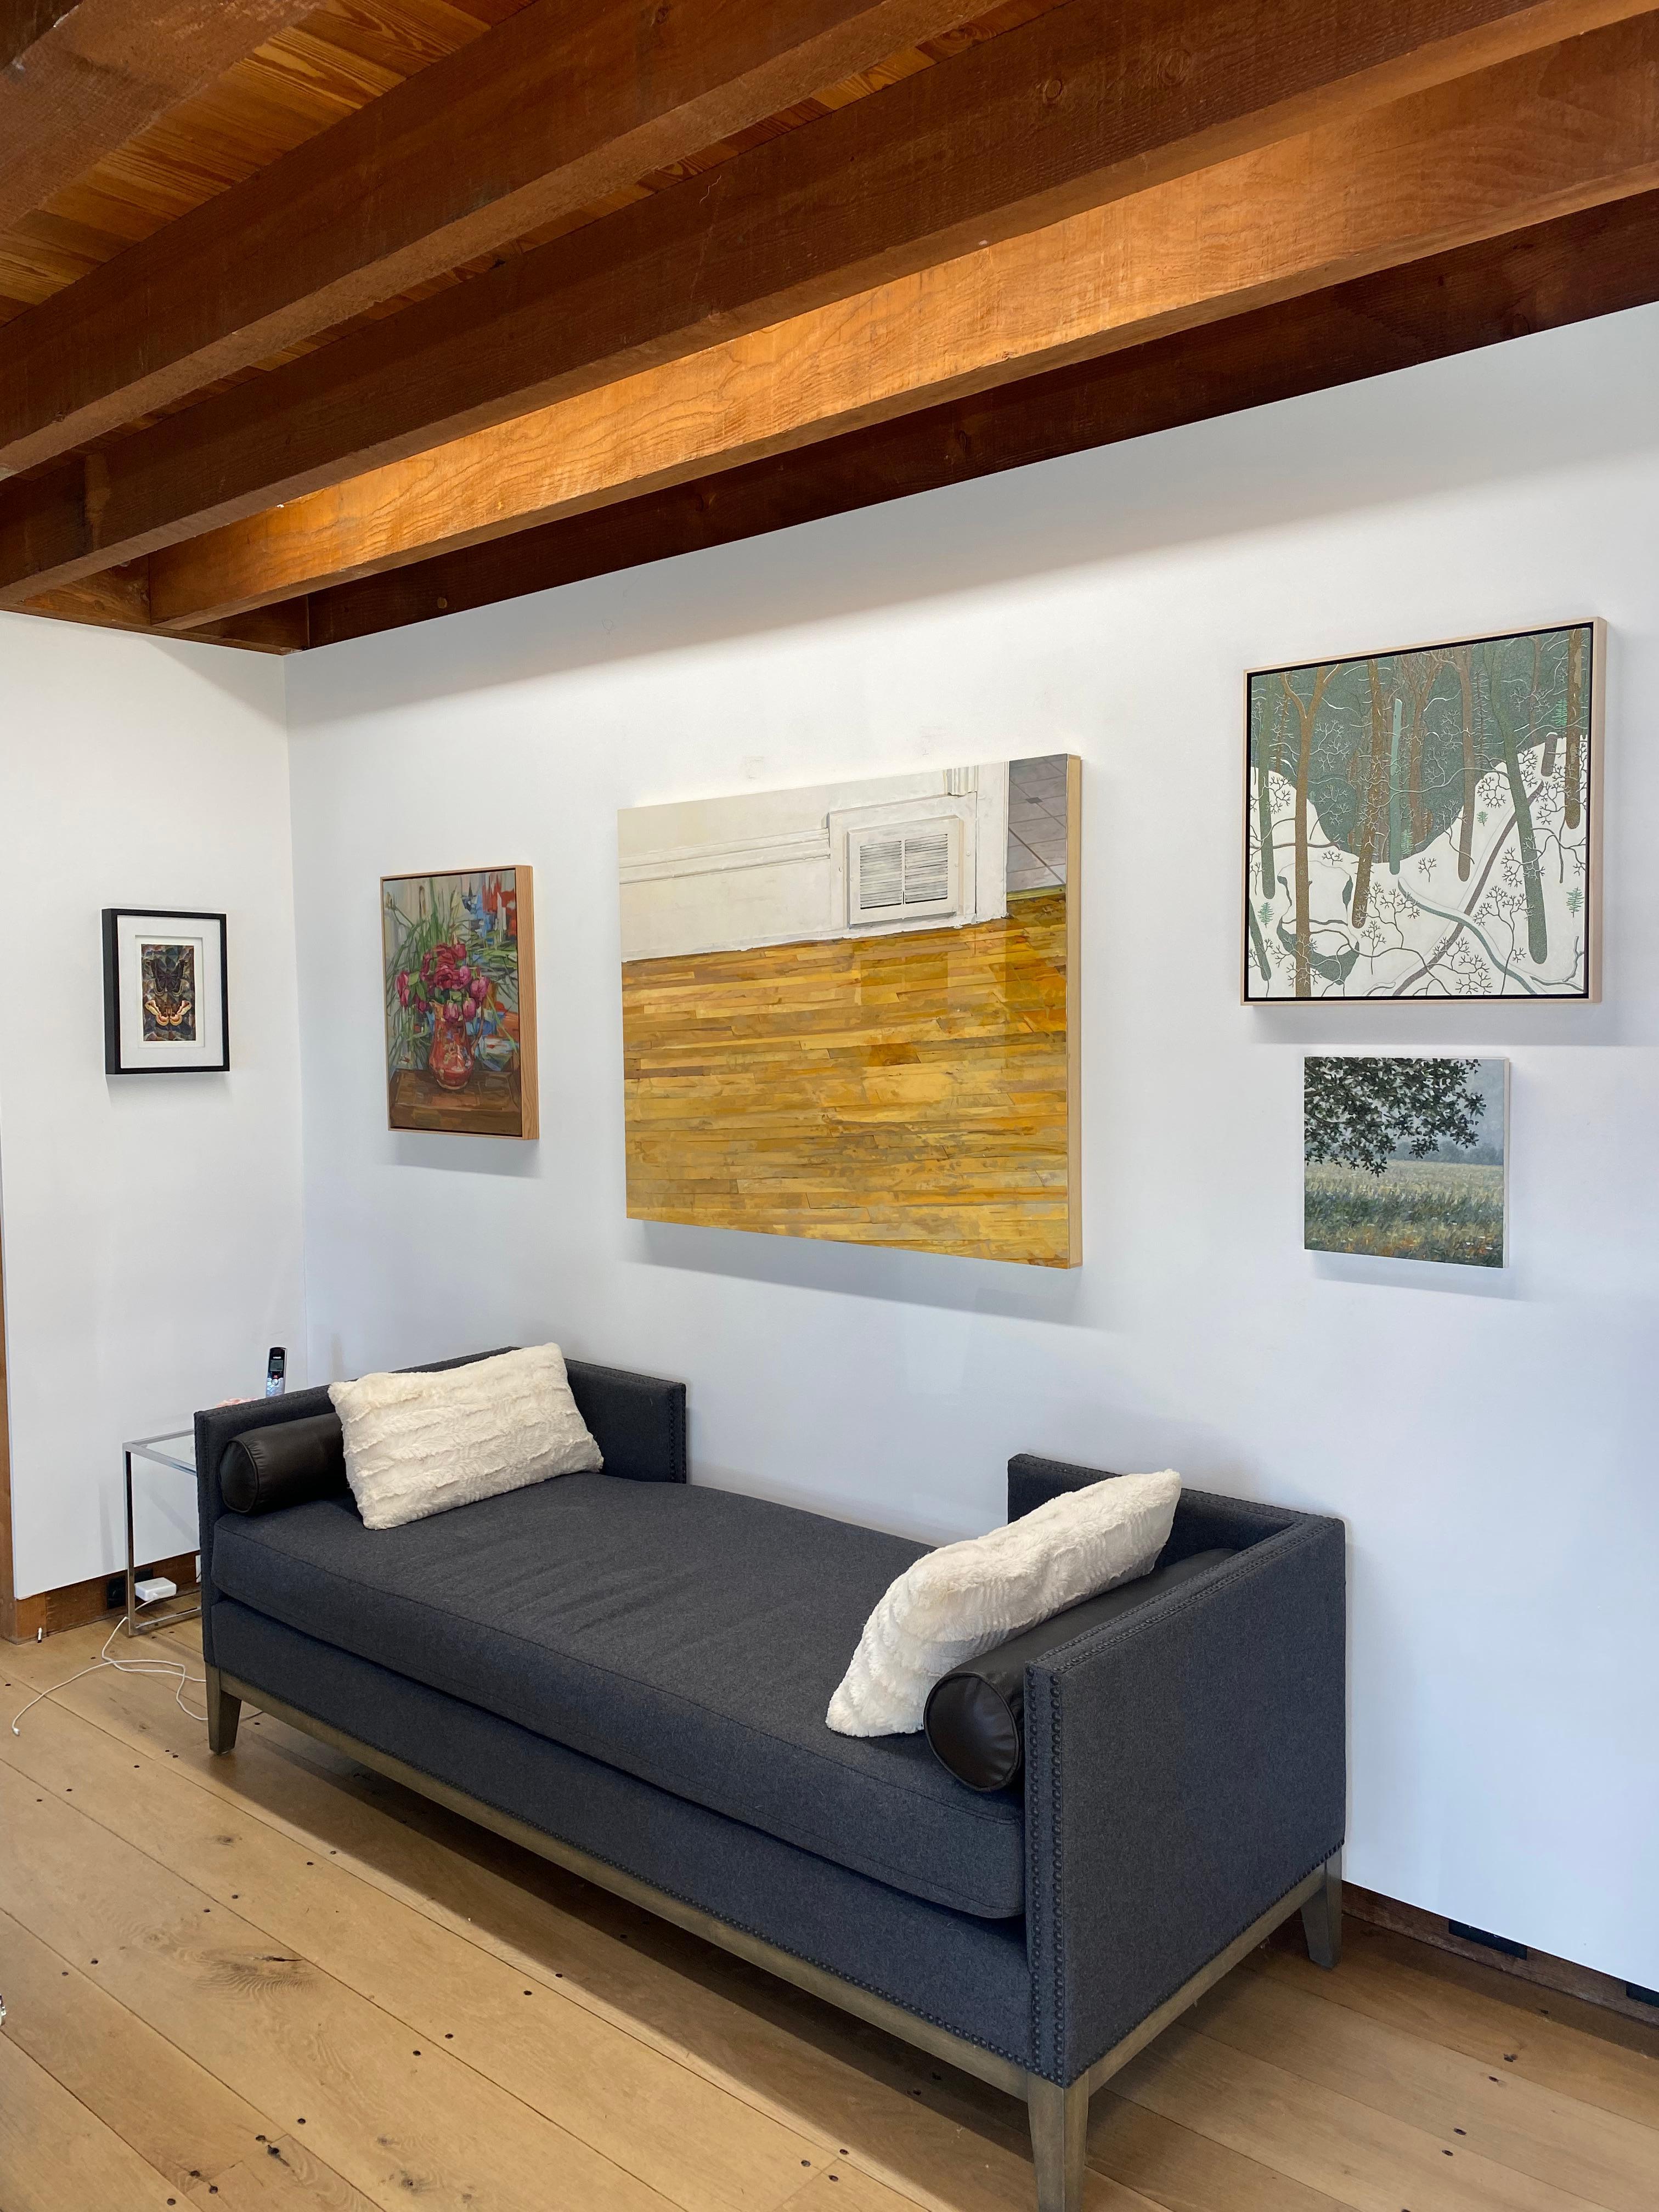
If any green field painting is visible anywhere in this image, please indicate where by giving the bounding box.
[1305,1160,1505,1267]
[1304,1056,1508,1268]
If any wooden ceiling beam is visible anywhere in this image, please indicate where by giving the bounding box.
[300,189,1659,650]
[20,563,306,653]
[0,0,990,476]
[0,0,321,240]
[0,0,1644,602]
[142,16,1659,628]
[1,2,75,68]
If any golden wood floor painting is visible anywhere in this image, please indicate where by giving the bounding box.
[620,758,1079,1264]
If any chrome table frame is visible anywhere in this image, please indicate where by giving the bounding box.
[122,1429,202,1638]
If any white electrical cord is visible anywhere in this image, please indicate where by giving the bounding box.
[9,1609,208,1736]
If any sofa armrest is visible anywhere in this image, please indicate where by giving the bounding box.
[196,1384,339,1664]
[1009,1450,1317,1565]
[1023,1506,1346,2084]
[566,1360,687,1485]
[1009,1452,1110,1523]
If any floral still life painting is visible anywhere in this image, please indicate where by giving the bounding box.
[1246,623,1599,1000]
[1304,1056,1508,1268]
[382,868,538,1137]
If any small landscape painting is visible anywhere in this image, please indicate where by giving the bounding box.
[1304,1056,1508,1268]
[382,868,538,1138]
[1246,622,1599,1000]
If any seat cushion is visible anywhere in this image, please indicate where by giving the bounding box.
[211,1475,1025,1917]
[211,1599,1035,2068]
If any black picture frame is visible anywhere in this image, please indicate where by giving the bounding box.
[103,907,230,1073]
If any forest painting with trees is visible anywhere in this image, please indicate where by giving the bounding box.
[1247,624,1595,999]
[1305,1056,1508,1267]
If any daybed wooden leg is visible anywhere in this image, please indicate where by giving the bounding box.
[205,1666,241,1754]
[1026,2074,1088,2212]
[1301,1852,1343,1970]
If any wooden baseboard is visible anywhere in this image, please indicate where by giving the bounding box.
[4,1548,199,1643]
[1343,1879,1658,2031]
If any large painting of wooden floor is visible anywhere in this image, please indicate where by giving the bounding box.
[623,890,1072,1265]
[4,1617,1657,2212]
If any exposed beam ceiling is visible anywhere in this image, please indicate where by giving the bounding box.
[296,190,1659,649]
[0,0,988,474]
[1,3,75,68]
[11,0,1659,657]
[32,184,1656,655]
[140,15,1659,628]
[0,0,320,236]
[1,0,1644,602]
[22,559,306,653]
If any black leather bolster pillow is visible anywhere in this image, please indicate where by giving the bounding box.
[923,1547,1236,1792]
[222,1413,348,1515]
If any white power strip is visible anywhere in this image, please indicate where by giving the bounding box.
[134,1575,178,1606]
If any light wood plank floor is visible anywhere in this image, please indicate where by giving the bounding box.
[3,1620,1656,2212]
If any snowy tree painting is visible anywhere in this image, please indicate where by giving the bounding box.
[1246,624,1596,1000]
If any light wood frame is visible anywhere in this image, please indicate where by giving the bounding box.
[1241,618,1605,1005]
[381,865,538,1139]
[1063,752,1081,1267]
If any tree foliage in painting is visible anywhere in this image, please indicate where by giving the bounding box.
[1247,625,1590,998]
[1304,1057,1483,1176]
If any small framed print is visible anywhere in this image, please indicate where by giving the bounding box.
[103,909,229,1073]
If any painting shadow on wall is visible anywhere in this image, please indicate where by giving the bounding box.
[1252,1001,1624,1048]
[1307,1250,1519,1301]
[631,1218,1087,1327]
[389,1130,542,1179]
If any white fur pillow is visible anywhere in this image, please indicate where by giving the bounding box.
[826,1471,1182,1737]
[330,1344,601,1531]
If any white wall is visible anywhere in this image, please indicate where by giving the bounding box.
[286,303,1659,1987]
[0,618,306,1597]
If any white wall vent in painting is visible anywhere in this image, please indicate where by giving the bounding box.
[618,765,1009,961]
[848,820,960,924]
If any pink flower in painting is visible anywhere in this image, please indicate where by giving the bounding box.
[470,975,488,1003]
[396,970,410,1007]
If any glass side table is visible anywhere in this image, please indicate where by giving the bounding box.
[121,1429,202,1638]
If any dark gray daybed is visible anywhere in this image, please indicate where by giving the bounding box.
[196,1355,1346,2212]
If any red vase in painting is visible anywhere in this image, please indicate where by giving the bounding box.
[428,1005,475,1090]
